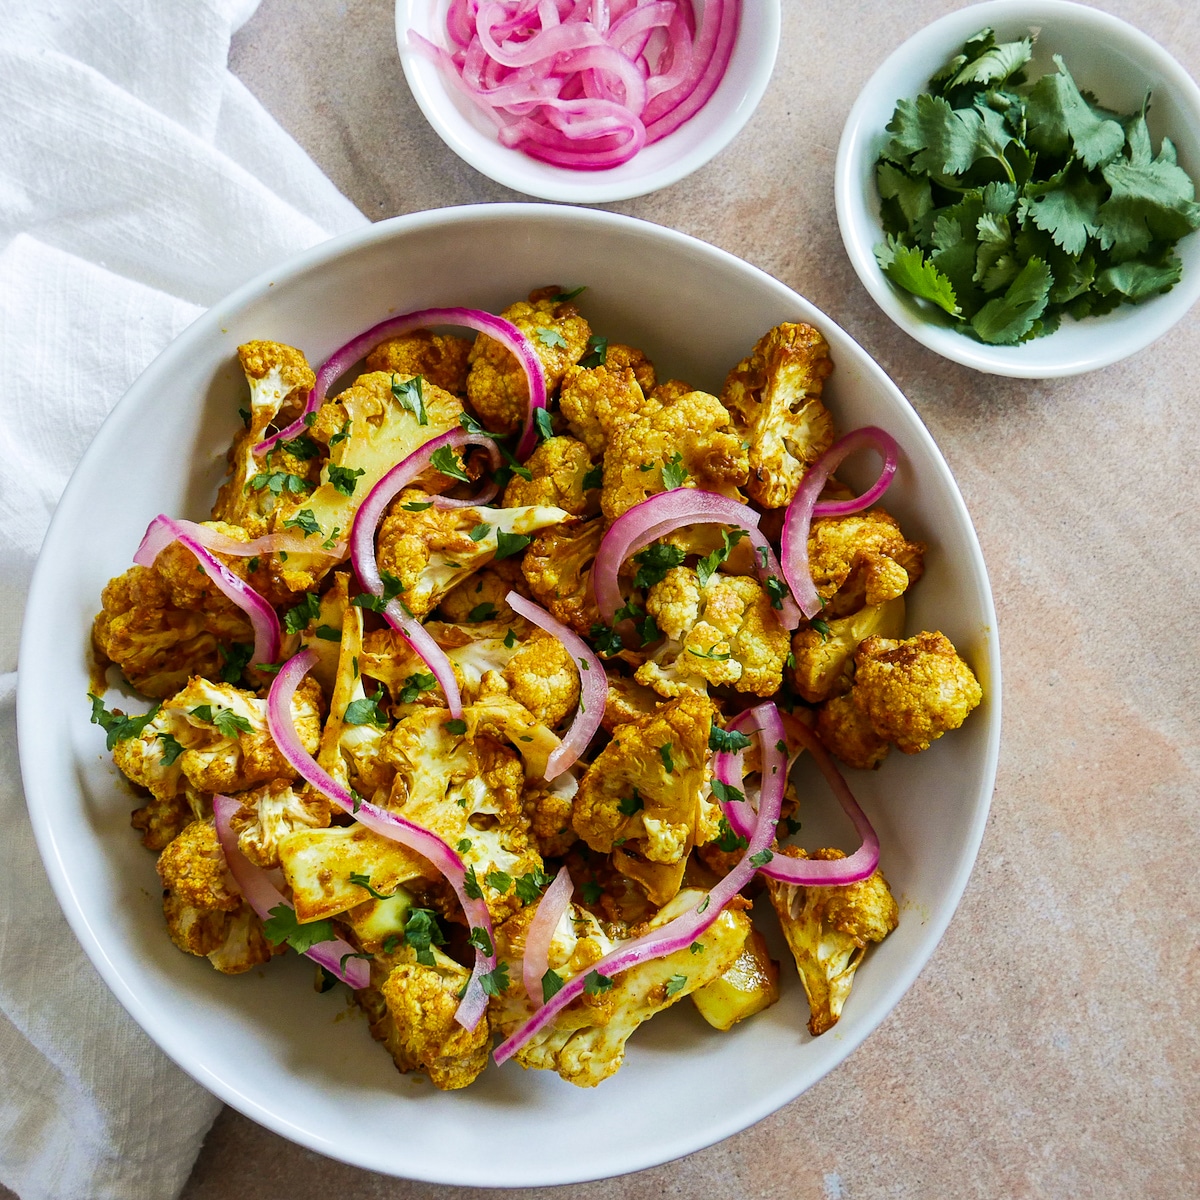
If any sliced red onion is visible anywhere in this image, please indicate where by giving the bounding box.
[212,794,370,989]
[134,515,280,667]
[257,307,547,462]
[494,701,786,1066]
[135,515,343,561]
[521,864,575,1007]
[505,592,604,779]
[780,427,900,620]
[266,650,496,1029]
[642,0,735,140]
[348,428,502,718]
[592,489,801,630]
[712,708,881,886]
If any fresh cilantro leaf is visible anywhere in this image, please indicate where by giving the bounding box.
[401,499,433,511]
[329,416,352,446]
[315,965,338,992]
[463,866,483,900]
[617,790,644,816]
[238,406,251,427]
[578,335,608,368]
[749,849,775,868]
[404,907,446,966]
[263,904,334,953]
[714,818,749,853]
[352,572,405,614]
[885,92,991,177]
[946,36,1031,90]
[467,601,498,622]
[283,508,321,537]
[542,968,565,1003]
[632,542,686,590]
[157,732,184,766]
[327,464,365,497]
[458,411,486,435]
[584,970,613,995]
[582,464,603,490]
[1025,56,1125,169]
[660,452,688,490]
[343,689,388,727]
[249,469,311,496]
[1018,167,1105,257]
[877,161,933,233]
[431,445,471,483]
[664,973,688,998]
[696,529,747,588]
[711,780,745,806]
[468,926,495,956]
[494,530,531,560]
[875,235,962,316]
[189,704,214,723]
[811,618,831,642]
[690,941,705,955]
[763,576,790,611]
[486,869,513,894]
[514,868,552,905]
[783,814,803,836]
[709,725,753,753]
[534,408,555,442]
[468,522,492,543]
[445,718,468,736]
[503,628,518,649]
[552,286,586,302]
[1096,254,1184,301]
[581,881,604,904]
[314,624,342,641]
[589,622,623,656]
[350,871,392,900]
[687,644,731,662]
[218,641,253,683]
[391,374,428,425]
[283,591,322,634]
[536,327,568,349]
[970,254,1052,343]
[659,743,674,774]
[480,962,510,997]
[212,707,253,738]
[279,434,321,461]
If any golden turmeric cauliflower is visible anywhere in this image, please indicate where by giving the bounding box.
[765,847,898,1036]
[375,491,568,620]
[721,323,835,509]
[558,361,654,457]
[573,692,720,906]
[228,779,331,870]
[364,330,472,395]
[436,558,526,624]
[520,516,605,638]
[789,596,906,704]
[815,692,891,770]
[850,631,983,754]
[467,288,591,435]
[636,567,790,700]
[501,434,600,517]
[600,389,749,523]
[807,509,925,618]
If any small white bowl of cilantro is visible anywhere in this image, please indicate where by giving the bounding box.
[836,0,1200,376]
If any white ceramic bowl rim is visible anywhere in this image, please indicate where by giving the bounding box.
[18,203,1001,1185]
[835,0,1200,377]
[396,0,782,202]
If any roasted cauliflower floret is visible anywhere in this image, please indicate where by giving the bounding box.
[807,510,925,618]
[490,889,750,1087]
[600,390,749,523]
[636,567,789,700]
[92,539,257,699]
[520,516,604,637]
[227,779,331,870]
[522,770,579,859]
[437,558,525,623]
[376,492,568,620]
[558,360,654,457]
[601,671,665,732]
[573,693,720,906]
[766,847,898,1036]
[816,692,890,770]
[467,288,591,435]
[502,628,581,727]
[721,323,835,509]
[501,434,600,517]
[364,330,472,395]
[382,709,542,921]
[210,342,318,535]
[789,596,906,704]
[371,950,492,1090]
[849,631,983,755]
[270,370,464,593]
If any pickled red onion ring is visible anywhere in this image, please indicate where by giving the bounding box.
[592,489,801,630]
[494,701,786,1066]
[212,794,370,989]
[780,427,900,620]
[136,516,343,561]
[258,307,547,461]
[349,429,503,718]
[265,650,496,1029]
[134,515,281,668]
[505,592,605,779]
[521,864,575,1007]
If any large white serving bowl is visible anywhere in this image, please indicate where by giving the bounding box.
[836,0,1200,377]
[18,204,1000,1186]
[396,0,781,202]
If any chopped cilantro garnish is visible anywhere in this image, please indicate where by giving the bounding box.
[485,869,513,894]
[279,434,321,461]
[430,444,471,483]
[749,849,775,868]
[582,463,603,490]
[764,576,790,611]
[246,556,260,573]
[811,617,831,642]
[397,671,436,704]
[212,707,253,738]
[664,973,688,998]
[589,622,623,656]
[584,970,613,995]
[327,464,365,496]
[535,327,568,348]
[783,815,803,836]
[403,907,446,966]
[480,962,510,997]
[401,499,434,512]
[352,572,404,613]
[314,624,342,641]
[329,416,351,446]
[157,732,184,766]
[660,452,688,490]
[709,725,753,754]
[534,408,555,442]
[552,286,586,302]
[514,868,552,905]
[262,905,334,953]
[468,522,491,542]
[456,838,472,854]
[687,644,731,662]
[581,881,604,904]
[343,688,388,727]
[658,743,674,773]
[218,641,253,683]
[494,529,532,560]
[349,871,392,900]
[391,374,428,425]
[711,781,745,806]
[463,865,483,900]
[468,926,495,956]
[249,469,310,496]
[714,817,749,853]
[283,591,321,634]
[283,508,321,537]
[542,968,565,1003]
[690,941,705,955]
[503,628,518,649]
[445,718,468,736]
[617,789,644,816]
[696,528,747,587]
[632,542,685,590]
[468,601,498,622]
[238,406,251,428]
[578,334,608,368]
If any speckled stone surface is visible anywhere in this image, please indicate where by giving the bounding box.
[107,1,1200,1196]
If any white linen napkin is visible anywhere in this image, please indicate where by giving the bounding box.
[0,1,368,1196]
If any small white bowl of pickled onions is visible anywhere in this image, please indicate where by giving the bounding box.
[396,0,781,202]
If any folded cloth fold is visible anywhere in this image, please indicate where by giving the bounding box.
[0,0,367,1196]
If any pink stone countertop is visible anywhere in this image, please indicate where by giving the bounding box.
[171,0,1200,1196]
